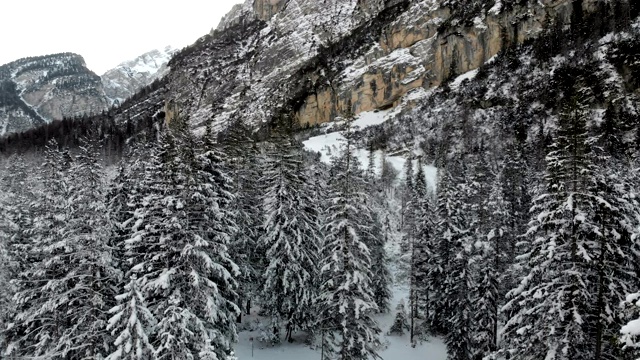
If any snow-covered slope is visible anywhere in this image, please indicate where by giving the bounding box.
[101,46,177,105]
[303,109,438,186]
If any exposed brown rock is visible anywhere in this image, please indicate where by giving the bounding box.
[294,0,600,127]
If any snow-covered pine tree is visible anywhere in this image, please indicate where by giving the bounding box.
[220,118,262,316]
[106,148,156,360]
[361,150,392,315]
[589,162,639,360]
[307,160,331,345]
[5,140,114,359]
[499,144,531,295]
[500,84,638,360]
[107,146,149,277]
[401,157,415,239]
[130,115,240,360]
[2,149,65,357]
[258,129,321,343]
[399,156,421,344]
[379,151,398,195]
[122,139,182,357]
[389,300,409,336]
[412,158,434,338]
[622,291,640,358]
[0,155,33,348]
[0,182,12,351]
[318,121,382,360]
[443,177,475,360]
[425,169,461,335]
[55,140,116,358]
[106,275,157,360]
[471,174,510,359]
[363,205,392,315]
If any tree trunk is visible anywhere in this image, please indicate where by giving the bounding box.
[594,210,607,360]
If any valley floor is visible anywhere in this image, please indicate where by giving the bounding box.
[234,284,447,360]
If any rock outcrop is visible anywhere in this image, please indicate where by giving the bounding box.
[253,0,289,21]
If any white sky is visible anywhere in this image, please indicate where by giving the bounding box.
[0,0,245,74]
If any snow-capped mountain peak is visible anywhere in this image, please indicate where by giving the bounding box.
[101,46,178,105]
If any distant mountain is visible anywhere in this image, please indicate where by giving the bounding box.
[0,47,177,137]
[101,46,177,106]
[0,53,110,136]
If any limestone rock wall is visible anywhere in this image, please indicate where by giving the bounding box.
[294,0,599,127]
[253,0,289,21]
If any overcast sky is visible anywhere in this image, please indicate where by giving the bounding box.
[0,0,245,74]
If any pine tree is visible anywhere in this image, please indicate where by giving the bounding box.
[106,148,155,360]
[379,152,398,194]
[0,189,12,352]
[389,300,409,336]
[318,123,382,360]
[622,289,640,357]
[443,178,475,360]
[401,157,415,236]
[128,117,240,360]
[500,144,531,290]
[59,141,116,358]
[0,155,33,350]
[106,275,157,360]
[5,141,114,359]
[472,175,510,359]
[620,168,640,359]
[364,207,392,315]
[258,132,321,343]
[220,118,262,317]
[2,149,65,357]
[590,163,639,360]
[425,169,461,335]
[500,86,638,360]
[400,158,428,343]
[413,159,435,339]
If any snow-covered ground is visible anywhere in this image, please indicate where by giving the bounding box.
[234,282,447,360]
[449,69,478,91]
[303,109,438,188]
[235,109,445,359]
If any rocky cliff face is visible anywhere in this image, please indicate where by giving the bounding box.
[158,0,618,133]
[101,46,177,105]
[294,0,607,126]
[168,0,412,131]
[253,0,288,21]
[0,53,110,136]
